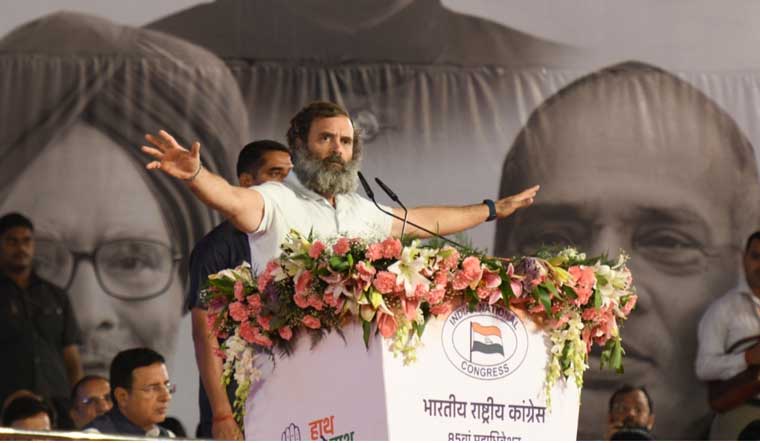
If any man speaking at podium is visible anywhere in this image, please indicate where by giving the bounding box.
[141,101,539,271]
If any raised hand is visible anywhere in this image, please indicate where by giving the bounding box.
[141,130,201,180]
[494,185,540,219]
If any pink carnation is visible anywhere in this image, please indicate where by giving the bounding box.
[229,301,249,322]
[381,237,403,259]
[333,238,351,256]
[295,270,313,297]
[569,266,596,306]
[622,294,638,316]
[293,292,310,309]
[430,300,454,317]
[461,256,484,283]
[256,314,272,331]
[239,321,259,344]
[233,280,245,301]
[373,271,398,294]
[451,271,470,291]
[427,287,446,305]
[413,283,429,300]
[366,242,384,262]
[308,294,324,311]
[376,311,398,338]
[302,315,322,329]
[278,326,293,341]
[308,241,326,259]
[246,294,262,313]
[257,261,279,292]
[433,271,449,289]
[440,246,461,271]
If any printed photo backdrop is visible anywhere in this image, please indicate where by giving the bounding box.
[2,1,760,439]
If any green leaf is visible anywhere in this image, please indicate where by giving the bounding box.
[329,256,349,272]
[362,320,371,349]
[347,253,354,268]
[415,320,426,338]
[611,340,624,374]
[564,286,578,299]
[545,280,562,300]
[593,288,602,309]
[269,316,286,330]
[499,269,515,302]
[537,286,552,316]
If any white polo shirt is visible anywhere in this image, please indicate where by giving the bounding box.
[247,174,394,272]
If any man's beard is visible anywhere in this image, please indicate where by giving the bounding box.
[292,146,361,196]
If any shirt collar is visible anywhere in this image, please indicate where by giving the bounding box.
[738,276,760,307]
[285,173,331,204]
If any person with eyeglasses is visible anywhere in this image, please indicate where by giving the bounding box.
[494,62,760,440]
[0,12,249,383]
[0,212,83,415]
[606,385,655,440]
[84,347,176,437]
[68,375,112,430]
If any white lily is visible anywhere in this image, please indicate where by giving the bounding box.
[387,241,431,298]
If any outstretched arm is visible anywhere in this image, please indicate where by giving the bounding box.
[391,185,539,238]
[141,130,264,233]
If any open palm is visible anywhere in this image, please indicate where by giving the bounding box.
[142,130,201,180]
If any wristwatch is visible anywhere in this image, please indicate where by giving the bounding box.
[483,199,497,222]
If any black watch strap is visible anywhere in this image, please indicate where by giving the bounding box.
[483,199,497,222]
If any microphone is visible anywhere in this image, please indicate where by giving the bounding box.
[357,171,468,249]
[374,177,408,239]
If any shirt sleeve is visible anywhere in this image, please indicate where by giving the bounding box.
[357,195,394,237]
[695,297,748,380]
[61,289,82,347]
[252,182,281,234]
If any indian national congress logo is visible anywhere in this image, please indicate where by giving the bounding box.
[442,304,529,380]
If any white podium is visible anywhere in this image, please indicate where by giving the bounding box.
[245,303,580,441]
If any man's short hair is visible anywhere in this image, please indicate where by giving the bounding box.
[609,384,654,414]
[1,396,52,427]
[70,375,109,402]
[236,140,290,178]
[0,212,34,237]
[110,348,165,395]
[285,101,362,157]
[745,231,760,254]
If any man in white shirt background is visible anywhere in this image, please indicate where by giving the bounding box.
[696,231,760,440]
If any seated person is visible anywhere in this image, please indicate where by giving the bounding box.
[84,348,175,437]
[606,385,655,440]
[1,395,53,431]
[68,375,112,429]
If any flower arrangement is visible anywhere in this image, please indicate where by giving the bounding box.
[202,230,637,422]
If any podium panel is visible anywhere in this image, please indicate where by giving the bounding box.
[245,303,580,441]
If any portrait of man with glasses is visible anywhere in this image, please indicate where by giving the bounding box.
[0,12,249,380]
[84,347,176,437]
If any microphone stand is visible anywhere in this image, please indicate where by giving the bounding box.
[374,177,408,240]
[357,171,468,250]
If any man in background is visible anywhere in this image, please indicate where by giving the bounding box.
[606,385,655,440]
[0,213,82,410]
[85,348,175,437]
[68,375,112,430]
[188,140,292,439]
[696,231,760,439]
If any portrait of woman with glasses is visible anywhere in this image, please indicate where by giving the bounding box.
[0,12,248,377]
